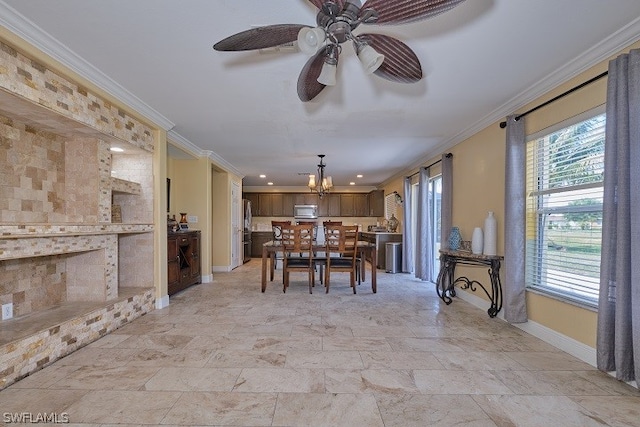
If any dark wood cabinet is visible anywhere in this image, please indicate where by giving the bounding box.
[368,190,385,217]
[282,193,295,217]
[251,231,273,257]
[318,194,341,216]
[340,194,354,216]
[167,230,201,295]
[257,193,272,216]
[244,192,379,217]
[354,193,369,216]
[271,193,284,216]
[340,193,368,216]
[244,193,260,215]
[294,193,319,205]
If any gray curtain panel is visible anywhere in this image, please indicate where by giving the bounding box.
[597,49,640,383]
[415,168,431,281]
[504,115,528,323]
[441,153,453,250]
[402,176,414,273]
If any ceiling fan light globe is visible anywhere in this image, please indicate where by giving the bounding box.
[297,27,326,56]
[317,62,337,86]
[357,44,385,74]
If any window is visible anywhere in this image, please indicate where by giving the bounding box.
[525,111,605,307]
[384,193,398,220]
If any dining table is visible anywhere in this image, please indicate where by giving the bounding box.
[261,239,377,293]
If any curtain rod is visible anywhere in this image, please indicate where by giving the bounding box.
[499,71,608,129]
[407,153,452,179]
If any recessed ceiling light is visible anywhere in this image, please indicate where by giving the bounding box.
[350,182,356,185]
[267,182,274,186]
[356,174,363,178]
[110,147,124,152]
[259,174,266,178]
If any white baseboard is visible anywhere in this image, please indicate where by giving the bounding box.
[454,289,597,367]
[155,295,170,310]
[211,265,232,273]
[201,274,213,283]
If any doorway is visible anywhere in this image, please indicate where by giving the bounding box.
[410,174,442,281]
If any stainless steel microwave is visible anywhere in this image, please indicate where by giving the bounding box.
[294,204,318,219]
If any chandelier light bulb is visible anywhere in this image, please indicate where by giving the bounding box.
[317,62,337,86]
[297,27,326,56]
[357,44,385,74]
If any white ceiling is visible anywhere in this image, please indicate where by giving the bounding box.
[2,0,640,188]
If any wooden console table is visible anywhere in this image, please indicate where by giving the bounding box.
[436,249,504,318]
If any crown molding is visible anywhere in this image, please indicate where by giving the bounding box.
[167,130,244,178]
[0,1,175,130]
[382,16,640,187]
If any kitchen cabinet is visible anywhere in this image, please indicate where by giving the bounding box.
[368,190,385,217]
[340,193,368,216]
[282,193,295,217]
[271,193,284,216]
[244,193,260,215]
[251,231,273,257]
[318,194,341,216]
[354,193,369,216]
[359,231,402,269]
[258,194,272,216]
[244,192,381,217]
[295,193,319,205]
[167,230,201,295]
[340,194,354,216]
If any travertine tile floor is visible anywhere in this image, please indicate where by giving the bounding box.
[2,260,639,426]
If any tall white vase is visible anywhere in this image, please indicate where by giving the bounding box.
[483,211,497,256]
[471,227,484,254]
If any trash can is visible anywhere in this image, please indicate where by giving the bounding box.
[385,242,402,273]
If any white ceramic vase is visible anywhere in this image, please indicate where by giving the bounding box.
[483,211,497,256]
[471,227,484,254]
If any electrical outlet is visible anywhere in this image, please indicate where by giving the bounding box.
[188,215,198,223]
[2,303,13,320]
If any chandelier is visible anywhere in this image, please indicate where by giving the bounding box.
[308,154,333,198]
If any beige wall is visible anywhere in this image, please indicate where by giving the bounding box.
[385,40,640,350]
[211,168,233,269]
[167,156,212,279]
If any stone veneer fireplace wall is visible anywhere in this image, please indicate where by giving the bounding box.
[0,38,159,389]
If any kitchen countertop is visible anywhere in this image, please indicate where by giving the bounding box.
[360,231,402,235]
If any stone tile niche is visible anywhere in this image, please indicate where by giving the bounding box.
[0,75,156,389]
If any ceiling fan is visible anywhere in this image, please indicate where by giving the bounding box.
[213,0,466,102]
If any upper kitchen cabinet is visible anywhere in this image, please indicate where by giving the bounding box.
[368,190,385,217]
[318,194,341,217]
[340,193,368,217]
[244,193,260,215]
[295,193,319,206]
[282,193,295,217]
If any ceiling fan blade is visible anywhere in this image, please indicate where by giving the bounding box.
[297,49,334,102]
[360,0,466,25]
[360,34,422,83]
[213,24,310,51]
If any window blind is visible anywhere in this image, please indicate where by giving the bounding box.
[525,113,605,307]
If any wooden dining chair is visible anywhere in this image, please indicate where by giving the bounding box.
[270,220,291,281]
[281,223,315,294]
[323,224,359,294]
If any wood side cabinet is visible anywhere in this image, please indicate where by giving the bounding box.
[167,230,201,295]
